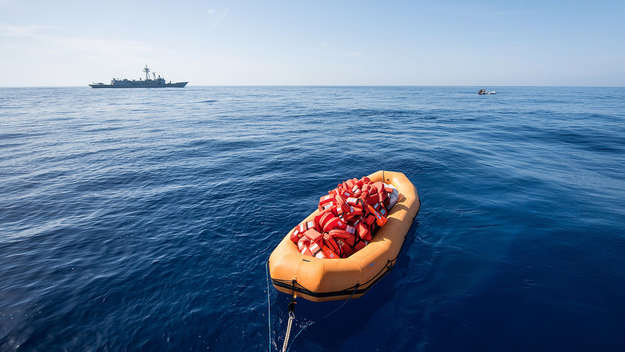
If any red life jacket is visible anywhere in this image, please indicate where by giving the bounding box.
[366,204,387,227]
[322,216,345,233]
[319,194,333,208]
[290,226,302,243]
[361,183,370,195]
[328,229,353,240]
[365,193,379,205]
[328,229,356,248]
[308,241,322,257]
[298,236,313,256]
[290,219,316,242]
[335,238,353,257]
[321,244,338,259]
[304,228,322,243]
[356,221,371,241]
[351,184,362,197]
[324,235,341,257]
[315,211,333,231]
[368,182,381,203]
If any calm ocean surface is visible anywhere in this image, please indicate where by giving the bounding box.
[1,86,624,351]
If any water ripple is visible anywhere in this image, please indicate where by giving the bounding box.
[1,86,625,351]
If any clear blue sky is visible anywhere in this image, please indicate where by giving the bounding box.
[1,0,624,86]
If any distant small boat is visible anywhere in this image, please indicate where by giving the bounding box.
[478,89,496,95]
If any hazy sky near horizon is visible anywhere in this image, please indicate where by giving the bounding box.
[1,0,624,86]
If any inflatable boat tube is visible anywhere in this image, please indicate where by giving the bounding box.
[268,170,420,302]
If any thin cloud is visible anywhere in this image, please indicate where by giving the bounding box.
[0,24,55,37]
[0,23,154,62]
[207,8,229,30]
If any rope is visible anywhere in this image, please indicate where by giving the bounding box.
[284,285,358,352]
[281,301,296,352]
[268,259,396,352]
[265,262,272,352]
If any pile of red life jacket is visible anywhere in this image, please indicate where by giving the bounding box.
[289,176,397,259]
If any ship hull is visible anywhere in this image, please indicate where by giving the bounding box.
[89,82,188,88]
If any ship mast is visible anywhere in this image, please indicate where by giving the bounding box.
[143,65,150,80]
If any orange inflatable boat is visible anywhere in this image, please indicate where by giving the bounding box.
[268,170,420,302]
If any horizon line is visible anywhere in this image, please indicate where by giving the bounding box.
[1,84,625,88]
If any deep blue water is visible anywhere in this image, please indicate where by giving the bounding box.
[1,86,625,351]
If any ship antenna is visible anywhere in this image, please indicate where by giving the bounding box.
[144,65,150,80]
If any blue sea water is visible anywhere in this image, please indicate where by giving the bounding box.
[1,86,624,351]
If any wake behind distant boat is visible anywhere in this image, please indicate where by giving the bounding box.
[89,65,188,88]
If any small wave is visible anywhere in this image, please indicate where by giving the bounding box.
[82,126,125,133]
[0,133,32,139]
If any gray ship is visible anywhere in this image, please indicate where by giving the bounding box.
[89,65,188,88]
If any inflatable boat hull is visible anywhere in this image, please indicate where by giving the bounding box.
[268,170,420,302]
